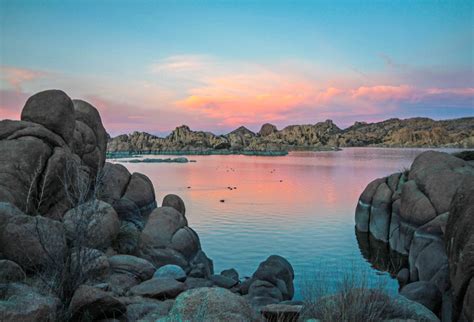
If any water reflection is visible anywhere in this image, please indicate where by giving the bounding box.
[116,147,462,298]
[355,229,408,278]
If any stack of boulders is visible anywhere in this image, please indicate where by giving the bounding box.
[0,89,296,321]
[355,150,474,320]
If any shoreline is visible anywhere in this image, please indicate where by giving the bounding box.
[106,146,470,159]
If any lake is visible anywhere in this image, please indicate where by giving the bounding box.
[115,147,462,299]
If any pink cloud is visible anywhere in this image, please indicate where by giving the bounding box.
[1,56,473,134]
[351,85,414,101]
[0,89,29,120]
[0,66,47,91]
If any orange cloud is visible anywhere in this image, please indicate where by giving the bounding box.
[176,71,328,126]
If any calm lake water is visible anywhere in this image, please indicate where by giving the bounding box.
[116,147,462,299]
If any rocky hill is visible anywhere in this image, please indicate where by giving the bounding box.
[107,117,474,154]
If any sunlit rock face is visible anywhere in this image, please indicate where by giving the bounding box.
[107,117,474,154]
[355,150,474,318]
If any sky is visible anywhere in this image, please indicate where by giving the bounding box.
[0,0,473,136]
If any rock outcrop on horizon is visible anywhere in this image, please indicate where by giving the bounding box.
[355,150,474,320]
[107,117,474,154]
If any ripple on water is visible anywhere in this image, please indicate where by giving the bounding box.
[120,148,464,299]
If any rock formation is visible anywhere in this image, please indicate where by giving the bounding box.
[107,117,474,154]
[0,89,297,321]
[355,150,474,320]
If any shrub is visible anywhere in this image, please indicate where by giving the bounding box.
[300,267,402,322]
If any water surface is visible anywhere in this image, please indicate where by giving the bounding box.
[116,147,462,299]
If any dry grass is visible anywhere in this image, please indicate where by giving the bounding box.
[24,160,111,321]
[300,267,400,322]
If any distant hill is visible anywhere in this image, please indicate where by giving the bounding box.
[107,117,474,154]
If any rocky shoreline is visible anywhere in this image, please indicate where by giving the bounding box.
[106,149,290,158]
[0,89,469,322]
[107,117,474,155]
[355,150,474,321]
[0,90,306,321]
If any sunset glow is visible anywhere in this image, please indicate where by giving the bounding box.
[1,1,472,135]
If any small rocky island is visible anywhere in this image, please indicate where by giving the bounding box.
[355,150,474,321]
[107,117,474,156]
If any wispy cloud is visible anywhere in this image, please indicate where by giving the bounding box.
[150,55,211,74]
[0,66,48,92]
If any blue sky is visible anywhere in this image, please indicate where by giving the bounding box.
[1,0,473,135]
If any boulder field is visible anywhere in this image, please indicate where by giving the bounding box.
[0,90,298,321]
[355,150,474,321]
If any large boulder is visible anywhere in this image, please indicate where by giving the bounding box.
[72,99,107,175]
[140,207,187,250]
[408,214,449,284]
[97,163,131,204]
[114,221,140,254]
[153,264,186,282]
[221,268,239,282]
[98,163,157,227]
[0,283,59,321]
[162,194,186,216]
[0,90,111,219]
[400,281,442,313]
[0,205,67,270]
[210,274,238,289]
[369,182,392,242]
[21,89,75,144]
[139,206,202,270]
[399,180,437,226]
[391,294,440,322]
[355,178,385,232]
[188,250,214,278]
[0,133,53,215]
[446,176,474,321]
[129,277,186,300]
[167,287,255,321]
[248,279,283,307]
[108,255,155,281]
[355,151,474,320]
[69,285,126,320]
[63,200,120,250]
[123,173,156,217]
[408,151,472,215]
[252,255,294,301]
